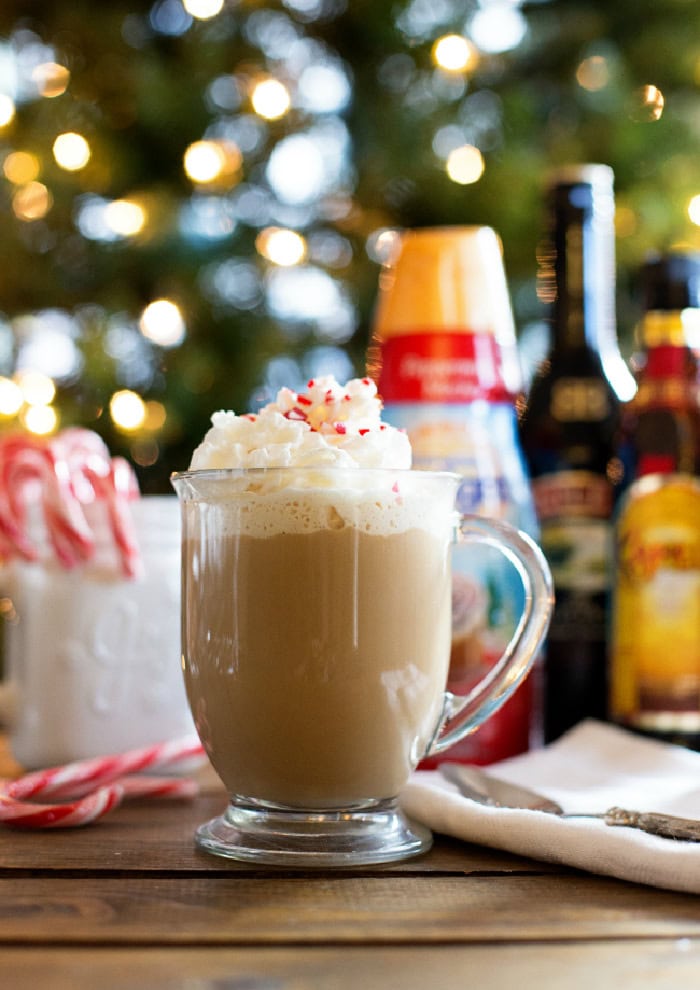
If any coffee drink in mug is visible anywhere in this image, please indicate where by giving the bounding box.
[173,377,552,866]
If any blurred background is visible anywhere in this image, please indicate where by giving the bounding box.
[0,0,696,488]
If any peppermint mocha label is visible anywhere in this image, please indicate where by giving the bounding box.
[377,331,514,403]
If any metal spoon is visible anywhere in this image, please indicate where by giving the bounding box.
[439,762,700,842]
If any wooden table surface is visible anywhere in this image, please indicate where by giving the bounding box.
[2,736,700,989]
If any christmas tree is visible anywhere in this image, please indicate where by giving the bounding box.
[0,0,696,488]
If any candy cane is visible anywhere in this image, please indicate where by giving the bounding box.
[0,434,94,566]
[8,734,205,801]
[0,735,206,829]
[53,430,141,576]
[0,785,124,829]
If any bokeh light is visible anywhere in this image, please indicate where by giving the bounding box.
[104,199,147,237]
[139,299,186,347]
[256,227,306,266]
[21,404,58,436]
[110,389,147,431]
[16,370,56,406]
[3,151,41,185]
[432,34,478,73]
[183,0,224,19]
[0,96,15,128]
[688,194,700,226]
[183,139,242,185]
[251,78,291,120]
[0,377,23,416]
[630,84,665,121]
[12,182,52,220]
[446,145,485,184]
[576,55,610,92]
[31,62,70,98]
[53,132,91,171]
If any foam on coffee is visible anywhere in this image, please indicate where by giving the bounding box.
[204,476,449,538]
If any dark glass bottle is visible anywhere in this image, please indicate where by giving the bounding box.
[610,252,700,749]
[519,164,636,742]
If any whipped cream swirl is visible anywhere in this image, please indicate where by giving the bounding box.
[189,376,411,470]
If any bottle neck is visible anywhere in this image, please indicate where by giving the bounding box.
[545,177,636,400]
[549,183,615,355]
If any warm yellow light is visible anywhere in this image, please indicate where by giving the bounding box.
[32,62,70,98]
[3,151,41,185]
[251,78,291,120]
[0,377,23,416]
[576,55,609,92]
[104,199,147,237]
[256,227,306,266]
[641,85,666,120]
[12,182,52,221]
[15,370,56,406]
[21,404,58,436]
[110,390,147,432]
[183,0,224,19]
[688,195,700,226]
[53,132,91,171]
[446,145,485,185]
[183,139,241,185]
[139,299,186,347]
[432,34,478,73]
[143,400,167,432]
[0,95,15,128]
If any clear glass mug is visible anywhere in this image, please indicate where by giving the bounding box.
[171,467,553,866]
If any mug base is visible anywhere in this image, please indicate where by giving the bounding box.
[194,799,432,867]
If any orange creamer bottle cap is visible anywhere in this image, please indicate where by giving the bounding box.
[371,226,523,400]
[373,226,516,343]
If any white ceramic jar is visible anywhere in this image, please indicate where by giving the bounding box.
[0,495,194,768]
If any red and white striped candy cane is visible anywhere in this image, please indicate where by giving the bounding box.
[8,734,205,801]
[0,785,124,829]
[0,735,205,829]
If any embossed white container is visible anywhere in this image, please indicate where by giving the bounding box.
[0,495,193,768]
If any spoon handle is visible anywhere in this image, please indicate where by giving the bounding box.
[603,807,700,841]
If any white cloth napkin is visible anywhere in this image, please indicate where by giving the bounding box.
[400,720,700,894]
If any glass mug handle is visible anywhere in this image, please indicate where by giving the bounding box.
[427,515,554,756]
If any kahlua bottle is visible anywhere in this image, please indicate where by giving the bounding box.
[610,252,700,749]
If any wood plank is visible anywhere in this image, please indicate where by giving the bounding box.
[0,875,699,945]
[2,940,700,989]
[0,795,560,876]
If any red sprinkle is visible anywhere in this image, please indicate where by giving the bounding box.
[392,482,400,493]
[380,424,386,431]
[334,422,347,434]
[358,428,370,436]
[243,414,257,421]
[362,377,371,385]
[343,394,351,402]
[307,379,315,388]
[285,408,308,421]
[297,395,313,406]
[324,390,334,404]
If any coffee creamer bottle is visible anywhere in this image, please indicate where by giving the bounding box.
[368,225,539,765]
[610,252,700,749]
